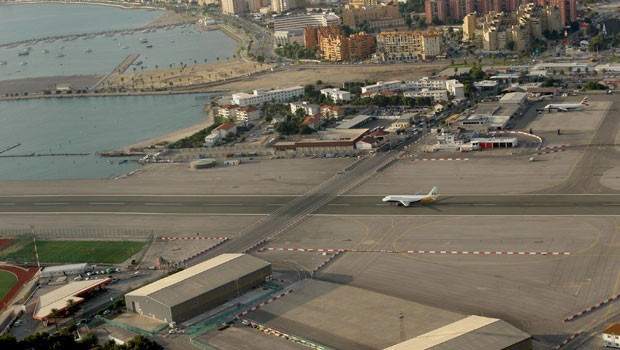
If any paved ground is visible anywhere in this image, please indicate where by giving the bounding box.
[529,100,610,132]
[249,280,465,350]
[196,326,308,350]
[0,158,353,196]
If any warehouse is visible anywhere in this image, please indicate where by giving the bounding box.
[40,263,88,278]
[384,315,531,350]
[125,254,271,323]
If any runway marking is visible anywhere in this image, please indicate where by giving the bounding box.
[89,202,125,205]
[0,203,15,206]
[258,247,570,256]
[144,203,181,206]
[34,202,69,206]
[473,203,497,206]
[202,203,244,206]
[267,203,285,206]
[327,204,350,206]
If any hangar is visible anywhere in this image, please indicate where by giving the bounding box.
[384,315,531,350]
[125,254,271,323]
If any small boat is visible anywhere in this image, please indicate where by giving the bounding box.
[139,38,148,43]
[18,50,29,56]
[134,60,143,66]
[170,40,175,43]
[84,49,92,53]
[19,61,27,66]
[141,29,148,33]
[118,159,128,165]
[146,44,153,48]
[121,45,128,49]
[41,49,49,53]
[56,53,64,58]
[0,61,7,65]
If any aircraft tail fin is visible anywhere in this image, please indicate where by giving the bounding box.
[581,97,589,106]
[428,186,439,196]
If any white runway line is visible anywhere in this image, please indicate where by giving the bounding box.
[34,202,69,206]
[89,202,125,205]
[144,203,181,206]
[202,203,244,206]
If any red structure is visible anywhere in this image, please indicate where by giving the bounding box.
[425,0,447,24]
[0,265,39,311]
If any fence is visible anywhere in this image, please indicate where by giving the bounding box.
[0,228,154,242]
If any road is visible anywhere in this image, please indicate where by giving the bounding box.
[1,194,619,216]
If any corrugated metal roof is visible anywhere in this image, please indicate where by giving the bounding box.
[384,315,530,350]
[35,278,111,320]
[41,263,88,273]
[126,254,270,307]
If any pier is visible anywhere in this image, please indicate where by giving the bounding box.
[0,153,90,158]
[0,143,21,155]
[90,54,140,91]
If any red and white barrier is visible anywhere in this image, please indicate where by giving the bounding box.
[236,290,293,318]
[563,293,620,322]
[242,239,269,254]
[536,145,567,155]
[258,247,570,256]
[552,332,581,349]
[411,157,469,161]
[160,236,228,241]
[310,250,344,275]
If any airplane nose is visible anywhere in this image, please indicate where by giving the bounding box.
[382,196,389,202]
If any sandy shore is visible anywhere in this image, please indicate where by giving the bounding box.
[122,113,214,152]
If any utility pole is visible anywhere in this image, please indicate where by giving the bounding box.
[31,225,40,269]
[399,312,405,342]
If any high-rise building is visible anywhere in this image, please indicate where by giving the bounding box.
[465,0,475,14]
[449,0,465,21]
[315,25,376,61]
[425,0,447,24]
[222,0,247,15]
[343,4,400,28]
[247,0,262,12]
[463,13,477,40]
[376,30,442,60]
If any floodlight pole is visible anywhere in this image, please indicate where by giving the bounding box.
[31,225,40,268]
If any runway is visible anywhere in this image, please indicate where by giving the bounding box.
[1,194,619,216]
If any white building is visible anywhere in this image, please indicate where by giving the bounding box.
[445,79,465,99]
[404,77,447,91]
[320,88,352,102]
[41,263,89,278]
[290,101,320,116]
[361,80,402,94]
[404,89,449,102]
[274,31,296,47]
[232,86,304,107]
[204,133,220,147]
[603,324,620,348]
[499,92,527,105]
[273,13,341,32]
[236,106,261,123]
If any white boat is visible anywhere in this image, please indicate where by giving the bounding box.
[18,50,29,56]
[139,38,148,43]
[19,61,27,66]
[134,60,143,66]
[56,53,64,58]
[84,49,92,53]
[0,61,7,65]
[121,45,128,49]
[41,49,49,53]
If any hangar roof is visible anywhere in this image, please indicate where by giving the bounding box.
[126,254,270,307]
[35,278,111,320]
[384,315,530,350]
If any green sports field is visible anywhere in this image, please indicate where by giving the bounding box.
[0,270,17,301]
[3,241,146,264]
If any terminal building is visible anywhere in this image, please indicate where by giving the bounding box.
[125,254,272,323]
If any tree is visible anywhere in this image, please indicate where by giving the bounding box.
[66,299,77,325]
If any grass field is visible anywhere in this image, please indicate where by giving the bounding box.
[0,270,17,301]
[3,241,147,264]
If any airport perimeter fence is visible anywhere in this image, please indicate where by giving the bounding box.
[0,228,154,264]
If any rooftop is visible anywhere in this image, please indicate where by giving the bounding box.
[215,122,237,131]
[604,323,620,335]
[384,315,530,350]
[35,278,111,320]
[126,254,270,307]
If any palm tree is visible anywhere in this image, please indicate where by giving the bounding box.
[50,308,60,330]
[66,299,77,325]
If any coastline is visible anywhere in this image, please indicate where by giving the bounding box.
[121,112,214,153]
[2,0,163,11]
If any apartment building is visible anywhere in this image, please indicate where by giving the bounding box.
[222,0,247,15]
[320,88,352,102]
[376,30,442,61]
[231,86,304,107]
[342,4,400,28]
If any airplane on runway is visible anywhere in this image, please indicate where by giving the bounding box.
[382,187,439,207]
[540,97,589,112]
